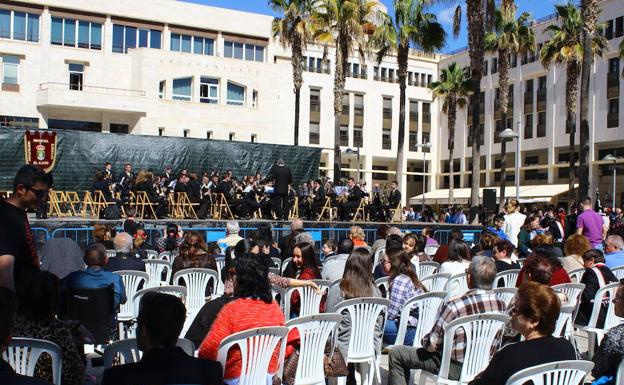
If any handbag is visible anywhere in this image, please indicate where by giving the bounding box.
[282,349,300,385]
[324,343,349,377]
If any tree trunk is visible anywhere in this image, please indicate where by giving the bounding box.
[499,136,507,213]
[396,45,409,194]
[579,0,597,200]
[291,36,303,146]
[448,97,457,205]
[467,0,485,224]
[294,89,301,146]
[332,31,349,183]
[566,61,580,206]
[498,48,510,213]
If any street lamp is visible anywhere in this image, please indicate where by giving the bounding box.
[602,154,617,209]
[499,123,521,202]
[414,142,432,211]
[344,147,361,182]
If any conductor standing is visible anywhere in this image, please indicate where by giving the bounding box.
[263,159,293,220]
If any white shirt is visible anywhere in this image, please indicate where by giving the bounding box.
[504,212,526,247]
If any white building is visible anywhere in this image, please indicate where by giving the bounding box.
[0,0,622,207]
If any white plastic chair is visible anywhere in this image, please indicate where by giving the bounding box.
[577,282,623,359]
[334,297,390,385]
[553,305,576,340]
[375,277,389,297]
[271,257,282,270]
[392,292,446,348]
[281,257,292,275]
[103,338,195,368]
[214,256,226,296]
[419,313,510,385]
[424,245,439,257]
[217,326,288,385]
[568,268,586,283]
[616,358,624,385]
[505,360,594,385]
[116,270,149,339]
[3,337,63,385]
[158,251,178,262]
[552,283,585,310]
[283,279,330,320]
[422,273,451,292]
[144,260,172,287]
[144,249,159,260]
[517,258,526,268]
[495,269,521,288]
[281,314,342,385]
[106,249,117,259]
[372,247,385,272]
[612,266,624,280]
[173,268,218,314]
[132,285,187,318]
[419,262,440,279]
[446,273,469,300]
[493,287,517,309]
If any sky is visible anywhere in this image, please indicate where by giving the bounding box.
[184,0,564,54]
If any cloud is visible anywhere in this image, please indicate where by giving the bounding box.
[437,3,464,26]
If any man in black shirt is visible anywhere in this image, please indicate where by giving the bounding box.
[105,233,145,272]
[339,177,365,221]
[102,292,222,385]
[383,181,402,221]
[262,159,293,220]
[0,165,49,292]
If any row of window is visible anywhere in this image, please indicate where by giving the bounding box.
[112,24,162,53]
[170,33,214,55]
[604,15,624,40]
[0,10,39,42]
[223,41,264,62]
[302,56,331,74]
[373,66,433,87]
[160,77,253,106]
[51,17,102,50]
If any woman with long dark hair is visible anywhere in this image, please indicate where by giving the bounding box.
[384,249,427,345]
[172,230,217,275]
[156,223,184,253]
[285,242,322,317]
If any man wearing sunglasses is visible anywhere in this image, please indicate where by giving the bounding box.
[0,165,50,292]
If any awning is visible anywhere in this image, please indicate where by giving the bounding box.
[409,184,577,205]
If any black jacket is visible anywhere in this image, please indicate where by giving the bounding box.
[0,360,50,385]
[264,165,293,194]
[101,347,223,385]
[104,252,146,272]
[388,189,402,206]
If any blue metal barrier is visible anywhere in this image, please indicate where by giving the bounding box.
[30,227,50,255]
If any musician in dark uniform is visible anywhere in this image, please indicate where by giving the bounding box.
[367,183,384,222]
[339,177,365,221]
[216,173,245,218]
[310,179,326,219]
[173,172,190,196]
[103,162,114,186]
[261,159,293,221]
[383,181,402,221]
[117,163,134,200]
[197,174,213,219]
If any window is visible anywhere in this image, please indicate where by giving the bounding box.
[0,115,38,129]
[616,16,623,38]
[251,134,257,143]
[68,63,84,90]
[492,57,498,73]
[537,111,546,137]
[252,90,258,108]
[113,24,161,53]
[608,98,619,128]
[171,33,214,55]
[224,40,264,62]
[340,125,349,146]
[309,122,320,144]
[605,19,614,40]
[383,97,392,150]
[183,129,190,138]
[110,123,129,134]
[353,127,363,148]
[2,56,19,85]
[229,132,235,141]
[200,77,219,104]
[206,131,213,139]
[226,82,245,106]
[48,119,101,132]
[309,88,321,144]
[159,80,165,99]
[524,113,533,139]
[158,127,164,136]
[172,77,192,101]
[409,100,418,151]
[9,12,38,41]
[372,165,389,181]
[382,129,391,149]
[0,10,9,39]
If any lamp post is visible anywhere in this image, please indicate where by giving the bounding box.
[344,147,361,182]
[602,154,617,209]
[414,142,432,212]
[499,123,521,202]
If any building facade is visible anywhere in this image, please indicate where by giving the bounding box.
[0,0,622,207]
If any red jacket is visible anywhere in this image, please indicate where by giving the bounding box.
[516,265,572,287]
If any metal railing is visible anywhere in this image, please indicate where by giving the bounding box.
[39,82,146,97]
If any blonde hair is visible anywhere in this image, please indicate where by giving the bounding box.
[506,199,520,213]
[349,226,365,241]
[135,170,153,184]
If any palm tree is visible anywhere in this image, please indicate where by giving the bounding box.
[620,39,624,77]
[270,0,315,146]
[314,0,377,182]
[540,3,606,204]
[484,8,535,211]
[371,0,445,193]
[429,62,470,204]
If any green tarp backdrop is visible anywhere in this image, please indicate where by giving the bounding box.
[0,128,321,191]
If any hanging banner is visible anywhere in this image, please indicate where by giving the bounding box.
[24,130,57,173]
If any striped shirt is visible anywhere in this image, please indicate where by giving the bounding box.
[422,289,506,363]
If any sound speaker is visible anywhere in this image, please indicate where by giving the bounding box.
[483,189,497,212]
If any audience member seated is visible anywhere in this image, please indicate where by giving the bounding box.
[531,233,564,259]
[322,238,353,282]
[122,208,139,236]
[13,271,86,385]
[105,233,145,272]
[172,231,217,276]
[384,249,427,346]
[0,287,50,385]
[132,227,158,260]
[421,226,439,246]
[350,226,371,252]
[493,239,520,275]
[93,223,115,250]
[102,292,222,385]
[283,243,323,317]
[387,256,506,384]
[576,249,618,326]
[433,229,469,264]
[604,235,624,269]
[561,234,591,272]
[402,233,427,263]
[65,243,127,308]
[371,224,390,256]
[517,246,571,287]
[156,223,184,253]
[517,215,541,258]
[591,279,624,385]
[439,239,471,297]
[40,238,85,281]
[373,234,403,280]
[468,282,576,385]
[325,249,383,385]
[475,232,498,258]
[198,254,286,384]
[217,221,244,250]
[487,214,509,242]
[321,238,338,263]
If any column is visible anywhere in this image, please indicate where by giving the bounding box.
[163,24,171,52]
[104,16,113,53]
[364,153,373,193]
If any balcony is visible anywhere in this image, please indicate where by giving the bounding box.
[37,82,147,114]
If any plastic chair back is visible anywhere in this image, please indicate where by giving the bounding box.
[271,257,282,270]
[158,251,178,262]
[612,266,624,280]
[284,314,342,385]
[214,256,226,296]
[424,245,439,257]
[374,277,389,298]
[421,273,451,292]
[446,272,469,299]
[372,247,385,272]
[144,250,159,260]
[495,269,521,288]
[173,268,218,313]
[553,305,575,339]
[334,297,389,362]
[616,359,624,385]
[281,257,292,275]
[394,292,446,348]
[132,285,187,318]
[106,250,117,259]
[552,283,585,309]
[283,279,330,320]
[418,262,439,279]
[505,360,594,385]
[144,260,172,287]
[217,326,288,385]
[117,270,149,321]
[568,268,585,283]
[3,338,63,385]
[493,287,517,308]
[103,338,195,368]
